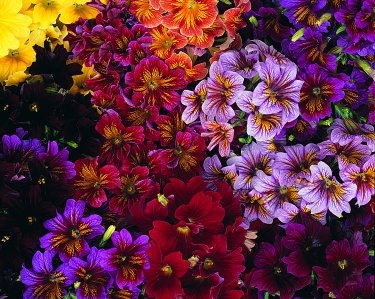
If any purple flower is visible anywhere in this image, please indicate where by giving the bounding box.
[202,61,245,122]
[40,199,105,262]
[253,60,303,123]
[276,202,300,224]
[218,49,258,79]
[100,229,150,288]
[313,238,370,292]
[255,7,292,42]
[281,216,331,277]
[299,161,357,217]
[336,274,374,299]
[202,155,237,190]
[340,155,375,206]
[65,247,112,299]
[251,239,311,299]
[20,250,69,299]
[245,40,290,66]
[298,64,345,122]
[241,189,275,225]
[273,143,321,180]
[253,170,301,210]
[289,28,337,71]
[318,136,371,170]
[227,142,273,191]
[181,80,207,124]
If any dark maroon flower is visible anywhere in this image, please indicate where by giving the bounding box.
[313,238,370,292]
[336,273,374,299]
[20,250,69,299]
[65,247,112,299]
[182,269,224,299]
[255,7,292,42]
[250,240,311,299]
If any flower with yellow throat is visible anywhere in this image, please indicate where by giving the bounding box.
[30,0,64,28]
[59,0,101,24]
[0,0,32,58]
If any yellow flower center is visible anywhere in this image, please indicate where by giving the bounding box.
[177,226,190,234]
[83,273,92,281]
[187,0,197,10]
[8,50,19,58]
[148,80,158,90]
[161,265,173,276]
[279,186,289,195]
[71,228,81,239]
[274,266,282,274]
[203,258,214,270]
[29,103,39,113]
[312,87,321,96]
[3,104,10,111]
[27,216,37,225]
[38,176,46,185]
[1,235,10,243]
[337,259,348,270]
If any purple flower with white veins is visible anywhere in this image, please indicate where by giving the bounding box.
[40,199,105,262]
[202,60,245,122]
[299,161,357,218]
[218,49,258,79]
[65,247,112,299]
[253,60,303,122]
[100,229,150,289]
[245,40,290,66]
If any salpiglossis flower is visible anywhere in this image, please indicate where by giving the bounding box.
[40,199,105,262]
[129,0,163,28]
[59,0,100,24]
[201,121,234,157]
[181,79,208,124]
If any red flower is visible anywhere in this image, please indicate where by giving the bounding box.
[145,243,189,299]
[125,55,187,110]
[73,157,120,207]
[95,110,144,165]
[129,0,163,28]
[187,16,226,48]
[157,110,186,147]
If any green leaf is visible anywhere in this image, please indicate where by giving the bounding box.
[219,0,232,4]
[369,250,374,256]
[66,141,79,148]
[239,135,252,144]
[249,16,258,27]
[291,28,304,42]
[336,25,346,34]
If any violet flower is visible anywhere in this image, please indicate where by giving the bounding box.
[40,199,105,262]
[217,49,258,79]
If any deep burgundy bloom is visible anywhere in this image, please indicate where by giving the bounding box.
[40,199,105,262]
[251,240,311,299]
[255,7,292,42]
[144,243,189,299]
[100,229,150,288]
[336,274,374,299]
[313,238,370,292]
[289,28,337,71]
[298,64,345,122]
[65,247,112,299]
[182,269,224,299]
[20,250,69,299]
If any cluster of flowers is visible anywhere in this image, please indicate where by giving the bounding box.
[0,0,374,298]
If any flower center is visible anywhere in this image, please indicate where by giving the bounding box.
[38,176,46,185]
[161,265,172,276]
[174,146,183,156]
[125,184,136,195]
[337,259,348,270]
[8,50,19,58]
[279,186,288,195]
[1,235,10,243]
[3,104,10,111]
[29,103,39,113]
[148,80,158,90]
[203,258,214,270]
[187,0,197,10]
[176,226,190,235]
[93,181,102,189]
[83,273,92,281]
[27,216,37,225]
[119,256,127,264]
[274,266,283,275]
[312,87,321,96]
[112,136,122,145]
[71,228,81,239]
[49,272,63,282]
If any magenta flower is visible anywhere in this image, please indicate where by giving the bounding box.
[40,199,105,262]
[202,61,245,122]
[65,247,112,299]
[313,238,370,292]
[20,251,69,299]
[100,229,150,288]
[340,155,375,206]
[181,79,207,124]
[299,161,357,217]
[253,60,303,123]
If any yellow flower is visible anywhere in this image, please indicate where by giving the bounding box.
[30,0,63,28]
[59,0,100,24]
[70,64,97,95]
[0,40,36,82]
[5,71,31,86]
[29,24,68,50]
[0,0,32,57]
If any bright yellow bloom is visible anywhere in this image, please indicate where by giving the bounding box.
[0,40,36,82]
[5,71,31,86]
[29,24,68,50]
[70,64,97,95]
[30,0,63,28]
[0,0,32,58]
[59,0,100,24]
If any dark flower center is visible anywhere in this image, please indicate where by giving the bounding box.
[119,256,127,264]
[49,272,64,283]
[174,146,183,156]
[274,266,283,275]
[337,259,348,270]
[29,103,39,112]
[71,228,81,239]
[125,184,136,195]
[83,273,92,281]
[279,186,288,195]
[203,258,214,270]
[161,264,173,276]
[38,176,46,185]
[312,87,321,96]
[27,216,37,225]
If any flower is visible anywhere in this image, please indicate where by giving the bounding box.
[100,229,150,288]
[125,55,187,111]
[144,243,189,299]
[202,155,237,189]
[340,155,375,207]
[241,189,275,224]
[73,157,120,208]
[217,49,258,79]
[129,0,163,28]
[40,199,105,262]
[20,250,69,299]
[0,0,32,58]
[298,64,345,122]
[30,0,63,28]
[299,161,357,217]
[65,247,112,299]
[181,79,208,124]
[313,238,370,292]
[201,121,234,157]
[59,0,100,24]
[252,60,303,123]
[251,240,311,299]
[202,61,245,122]
[160,0,218,37]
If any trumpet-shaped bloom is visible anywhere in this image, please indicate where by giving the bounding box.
[31,0,63,28]
[299,161,357,217]
[0,0,32,58]
[181,79,208,124]
[73,157,120,208]
[201,121,234,157]
[202,61,245,122]
[218,49,258,79]
[20,251,69,299]
[125,55,186,110]
[187,16,226,48]
[253,60,303,122]
[100,229,150,288]
[241,189,275,224]
[160,0,218,37]
[58,0,100,24]
[40,199,105,262]
[129,0,163,28]
[340,156,375,207]
[202,155,237,189]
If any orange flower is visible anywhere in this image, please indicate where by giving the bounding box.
[149,25,188,59]
[165,51,207,82]
[223,7,247,38]
[160,0,219,37]
[129,0,163,28]
[187,16,225,48]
